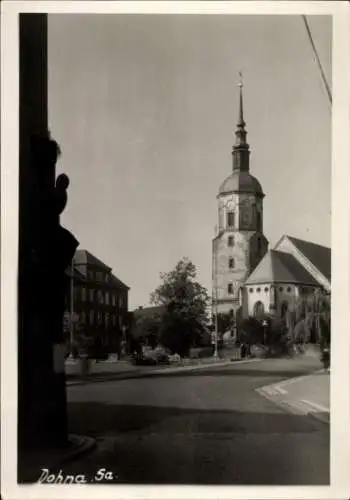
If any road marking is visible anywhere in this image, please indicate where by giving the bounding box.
[300,399,330,413]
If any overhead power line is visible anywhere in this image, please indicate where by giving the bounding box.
[302,15,332,107]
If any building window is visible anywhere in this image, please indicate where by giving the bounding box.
[279,287,284,292]
[88,270,94,281]
[80,311,86,324]
[97,290,104,304]
[253,301,265,318]
[228,283,233,294]
[264,287,269,292]
[257,237,261,253]
[90,310,94,325]
[81,287,86,301]
[105,292,109,305]
[229,257,235,269]
[119,294,125,308]
[228,235,234,247]
[257,287,261,293]
[96,271,103,282]
[249,288,253,293]
[281,302,289,319]
[257,210,261,230]
[105,313,110,329]
[227,212,235,228]
[89,289,94,302]
[97,311,102,326]
[287,287,292,293]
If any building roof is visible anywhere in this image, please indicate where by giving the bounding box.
[74,249,112,271]
[284,235,331,281]
[133,305,165,318]
[110,273,130,290]
[245,250,320,286]
[219,171,263,197]
[65,266,85,280]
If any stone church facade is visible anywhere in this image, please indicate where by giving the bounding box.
[212,82,331,328]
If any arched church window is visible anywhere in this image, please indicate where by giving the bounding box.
[257,237,261,253]
[228,283,233,294]
[257,210,261,230]
[229,257,235,269]
[227,212,235,228]
[281,301,289,319]
[264,287,269,292]
[253,301,265,318]
[228,235,234,247]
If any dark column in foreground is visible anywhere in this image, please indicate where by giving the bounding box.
[18,14,78,455]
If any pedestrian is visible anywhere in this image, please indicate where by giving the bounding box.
[321,345,330,372]
[240,343,246,359]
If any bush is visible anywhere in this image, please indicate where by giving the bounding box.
[239,317,264,345]
[188,346,214,359]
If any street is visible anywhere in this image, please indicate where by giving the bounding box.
[61,356,329,485]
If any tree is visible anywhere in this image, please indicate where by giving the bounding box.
[291,289,331,347]
[132,313,162,348]
[239,316,264,345]
[150,258,209,356]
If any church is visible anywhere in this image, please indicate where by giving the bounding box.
[212,80,331,327]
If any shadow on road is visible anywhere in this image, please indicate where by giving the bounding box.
[18,401,329,485]
[67,366,321,386]
[67,401,327,437]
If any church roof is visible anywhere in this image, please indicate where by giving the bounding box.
[283,236,331,281]
[245,250,319,286]
[219,170,263,196]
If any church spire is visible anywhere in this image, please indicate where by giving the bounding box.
[232,72,250,171]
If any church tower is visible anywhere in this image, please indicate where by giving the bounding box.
[212,76,268,321]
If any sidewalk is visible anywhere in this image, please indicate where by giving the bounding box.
[66,350,254,386]
[257,369,330,424]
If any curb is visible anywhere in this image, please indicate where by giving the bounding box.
[256,371,330,425]
[58,434,97,467]
[67,357,263,386]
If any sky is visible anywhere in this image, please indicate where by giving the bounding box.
[48,14,332,310]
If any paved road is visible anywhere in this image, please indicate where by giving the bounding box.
[62,356,329,485]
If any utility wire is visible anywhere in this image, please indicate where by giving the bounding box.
[302,15,332,107]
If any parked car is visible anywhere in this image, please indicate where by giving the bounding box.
[129,345,170,365]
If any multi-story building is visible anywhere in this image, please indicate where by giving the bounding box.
[64,249,130,355]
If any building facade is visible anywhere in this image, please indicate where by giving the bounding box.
[243,236,331,320]
[212,81,268,319]
[64,249,130,355]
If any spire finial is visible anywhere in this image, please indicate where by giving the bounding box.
[238,71,243,88]
[232,71,249,171]
[237,71,244,127]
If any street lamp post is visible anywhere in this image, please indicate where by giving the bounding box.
[262,319,268,345]
[212,238,219,358]
[69,261,74,348]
